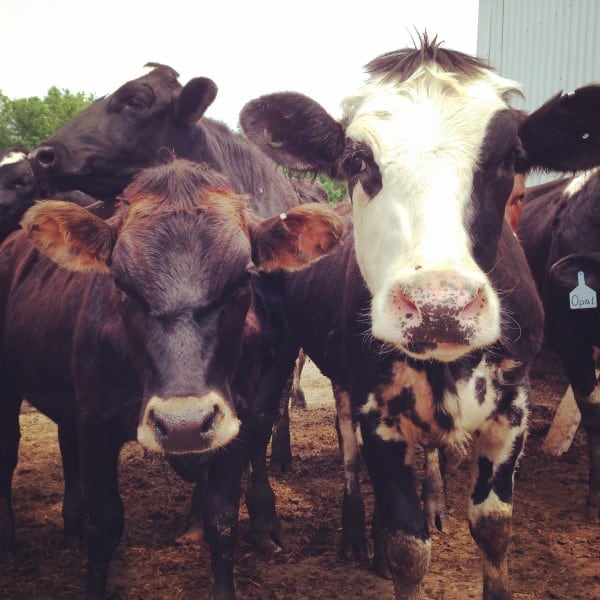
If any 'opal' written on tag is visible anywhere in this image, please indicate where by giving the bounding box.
[569,271,597,310]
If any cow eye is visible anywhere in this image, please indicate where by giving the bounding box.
[125,95,149,110]
[344,153,366,177]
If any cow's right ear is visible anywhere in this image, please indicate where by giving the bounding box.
[20,201,115,274]
[240,92,346,176]
[175,77,218,124]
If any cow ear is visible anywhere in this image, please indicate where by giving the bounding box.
[240,92,346,175]
[20,201,115,274]
[250,203,345,272]
[175,77,218,124]
[519,84,600,173]
[548,252,600,290]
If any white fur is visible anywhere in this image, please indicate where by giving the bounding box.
[342,66,521,360]
[0,151,27,168]
[564,166,600,197]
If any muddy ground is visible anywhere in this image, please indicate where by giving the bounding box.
[1,351,599,599]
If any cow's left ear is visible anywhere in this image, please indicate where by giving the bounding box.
[518,84,600,173]
[20,201,116,273]
[240,92,346,176]
[250,203,345,272]
[175,77,218,124]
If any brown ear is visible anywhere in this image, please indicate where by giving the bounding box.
[20,200,115,273]
[250,203,345,272]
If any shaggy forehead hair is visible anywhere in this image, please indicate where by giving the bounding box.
[341,39,522,171]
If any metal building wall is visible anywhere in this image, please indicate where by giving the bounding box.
[477,0,600,182]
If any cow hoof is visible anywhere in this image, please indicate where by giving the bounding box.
[251,529,285,554]
[270,457,293,475]
[340,535,370,564]
[62,533,83,551]
[174,522,204,546]
[373,553,392,580]
[425,506,450,533]
[584,503,600,523]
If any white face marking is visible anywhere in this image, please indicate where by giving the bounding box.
[342,67,520,361]
[564,166,600,197]
[0,151,27,167]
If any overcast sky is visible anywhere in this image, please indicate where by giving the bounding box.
[1,0,479,128]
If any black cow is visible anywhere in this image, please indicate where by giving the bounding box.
[0,146,110,241]
[0,147,37,241]
[518,169,600,522]
[0,158,344,599]
[29,64,326,216]
[239,37,600,599]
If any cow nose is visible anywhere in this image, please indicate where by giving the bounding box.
[137,392,240,454]
[29,146,56,169]
[377,268,495,353]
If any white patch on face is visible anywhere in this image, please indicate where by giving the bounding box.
[342,67,519,360]
[564,166,600,198]
[0,151,27,167]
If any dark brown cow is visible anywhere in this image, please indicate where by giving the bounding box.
[0,158,343,599]
[240,37,600,599]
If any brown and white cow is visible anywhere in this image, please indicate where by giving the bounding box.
[0,158,343,599]
[240,37,600,599]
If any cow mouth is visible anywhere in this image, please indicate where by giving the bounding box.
[405,340,470,362]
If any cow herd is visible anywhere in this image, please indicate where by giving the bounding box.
[1,37,599,600]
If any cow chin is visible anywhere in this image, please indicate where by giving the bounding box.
[137,392,240,454]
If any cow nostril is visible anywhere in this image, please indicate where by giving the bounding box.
[460,288,486,319]
[199,404,219,434]
[32,147,56,169]
[149,409,169,438]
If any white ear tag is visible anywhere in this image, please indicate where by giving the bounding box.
[569,271,597,310]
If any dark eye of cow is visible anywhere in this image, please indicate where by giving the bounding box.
[125,95,149,110]
[114,278,150,312]
[193,273,252,325]
[344,153,366,177]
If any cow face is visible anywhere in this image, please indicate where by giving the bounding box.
[0,148,37,238]
[241,41,600,363]
[29,65,217,200]
[21,158,344,454]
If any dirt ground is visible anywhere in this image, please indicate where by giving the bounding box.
[2,351,599,600]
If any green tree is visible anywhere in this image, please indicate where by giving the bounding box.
[0,87,95,150]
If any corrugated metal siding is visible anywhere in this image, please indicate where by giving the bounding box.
[477,0,600,182]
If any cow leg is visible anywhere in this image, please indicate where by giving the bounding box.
[468,408,527,600]
[359,424,431,599]
[246,412,285,553]
[290,349,307,409]
[166,455,207,545]
[80,427,124,599]
[559,345,600,521]
[333,384,369,563]
[422,447,448,532]
[58,422,85,548]
[203,443,246,600]
[270,372,293,475]
[574,385,600,521]
[0,380,21,553]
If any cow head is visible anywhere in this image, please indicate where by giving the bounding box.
[0,147,37,239]
[241,37,600,362]
[21,158,344,454]
[29,65,217,200]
